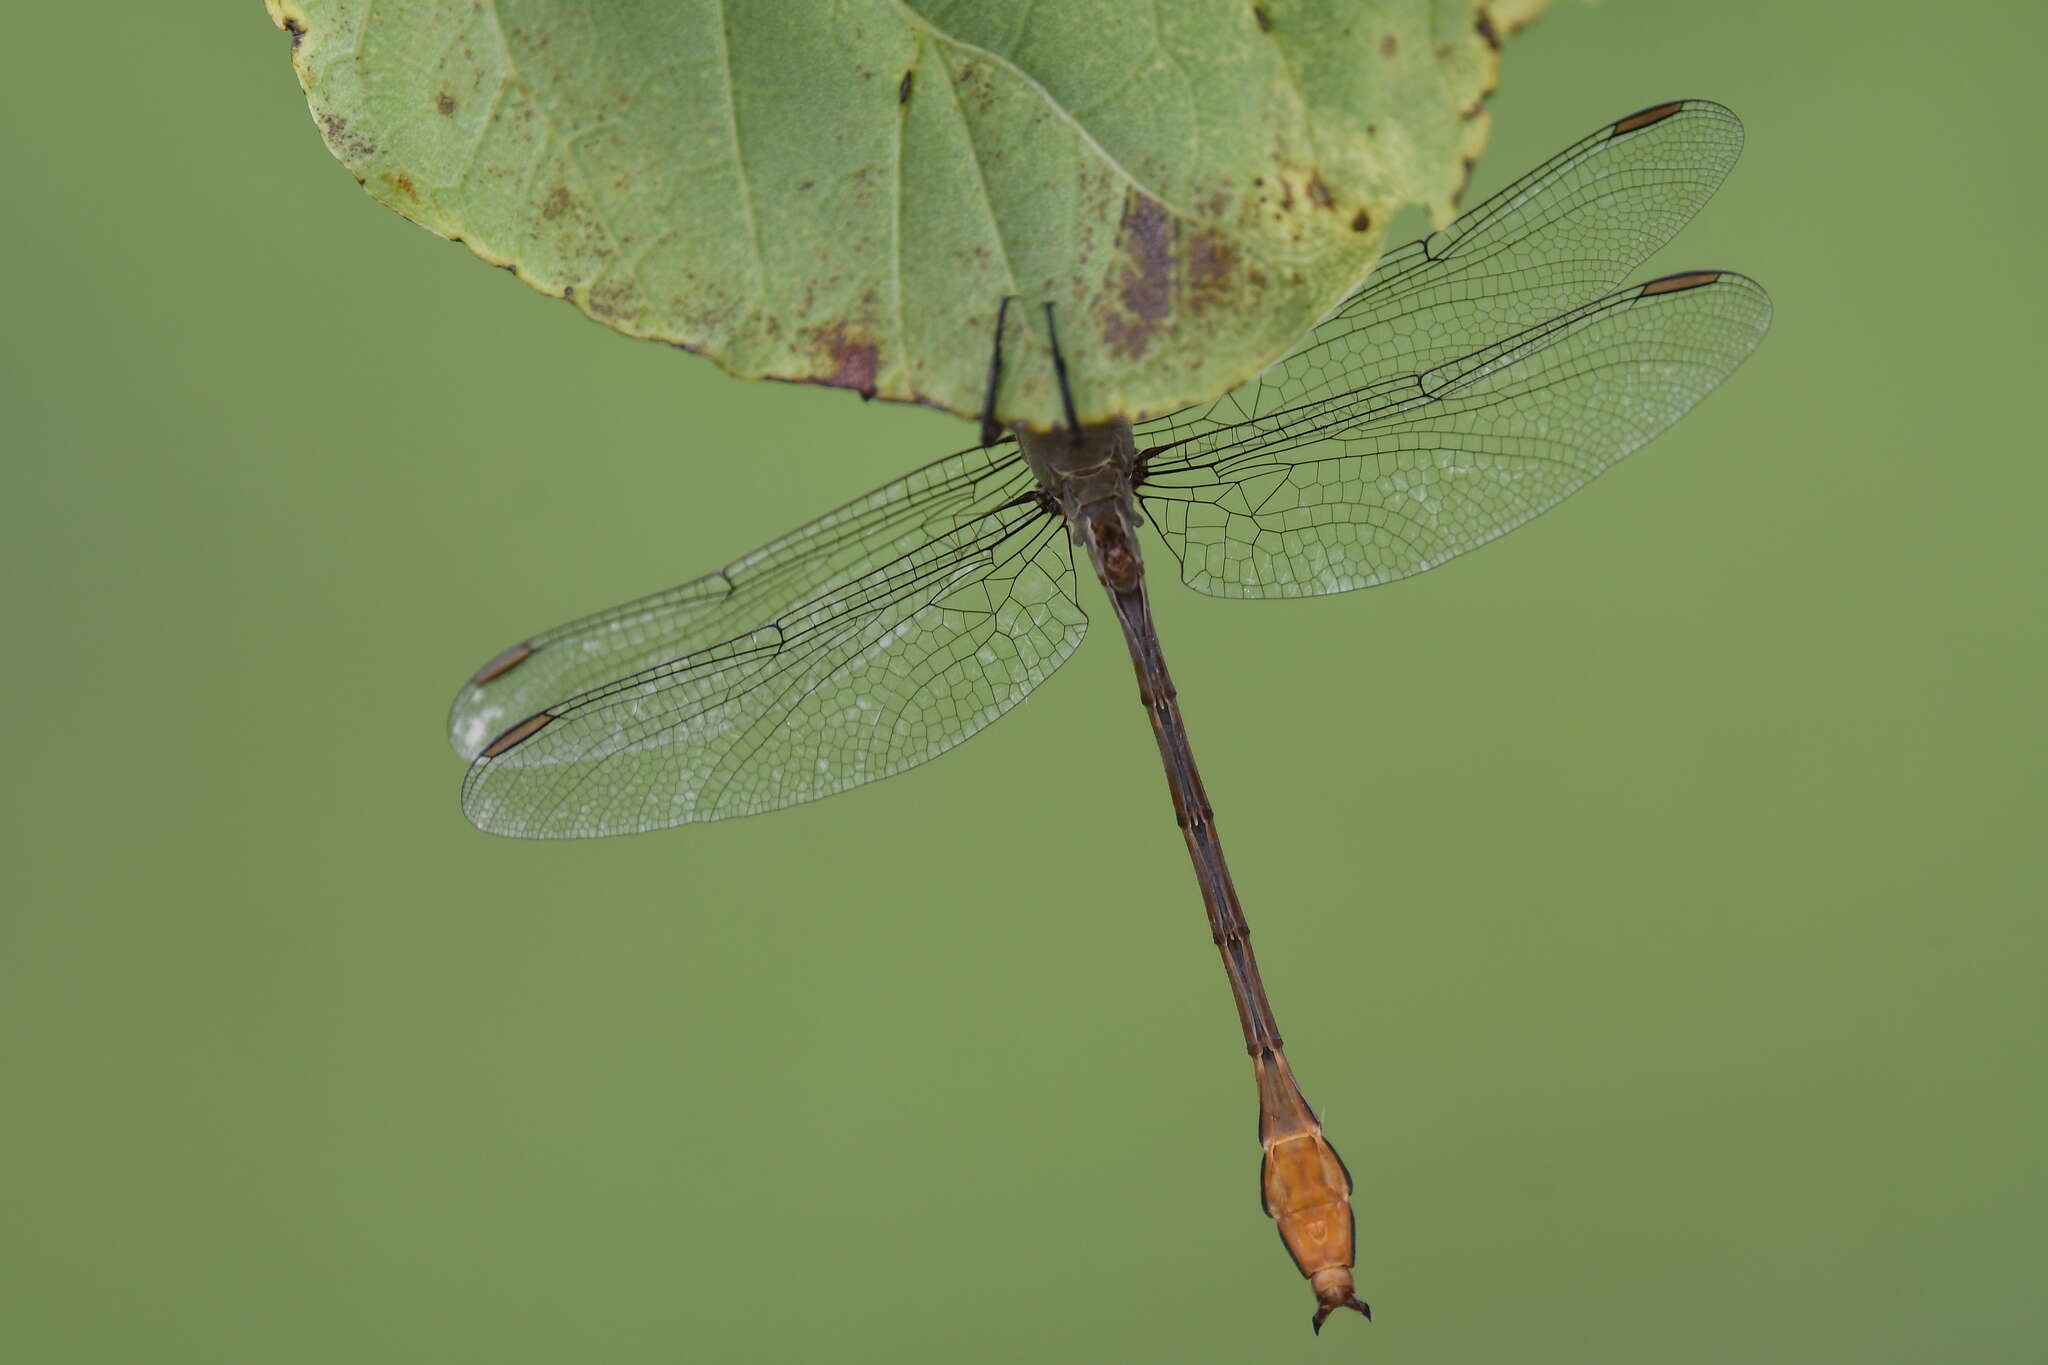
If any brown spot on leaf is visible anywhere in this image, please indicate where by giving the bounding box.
[1350,208,1372,232]
[1475,11,1501,50]
[1253,4,1272,31]
[1102,317,1145,361]
[437,93,456,116]
[318,112,377,160]
[1379,33,1397,57]
[1306,176,1334,209]
[541,186,571,221]
[1101,191,1172,360]
[585,279,637,321]
[1452,156,1477,208]
[1186,230,1237,304]
[898,70,914,104]
[282,15,305,48]
[390,174,419,201]
[818,325,880,397]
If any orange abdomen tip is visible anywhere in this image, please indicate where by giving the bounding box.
[1261,1129,1372,1330]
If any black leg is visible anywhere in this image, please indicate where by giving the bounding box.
[978,296,1014,449]
[1041,301,1082,445]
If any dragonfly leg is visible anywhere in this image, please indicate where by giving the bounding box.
[978,295,1015,448]
[1039,302,1083,445]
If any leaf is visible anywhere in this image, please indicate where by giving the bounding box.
[267,0,1548,429]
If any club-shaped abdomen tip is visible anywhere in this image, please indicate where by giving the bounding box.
[1309,1269,1370,1333]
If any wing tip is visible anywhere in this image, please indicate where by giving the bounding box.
[468,641,537,686]
[1608,97,1740,137]
[1637,269,1725,297]
[480,710,555,758]
[1610,100,1689,136]
[1634,269,1772,321]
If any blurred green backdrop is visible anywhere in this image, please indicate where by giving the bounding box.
[4,4,2042,1362]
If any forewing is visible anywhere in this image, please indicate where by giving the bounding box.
[452,444,1087,837]
[451,442,1039,758]
[1139,272,1771,597]
[1141,100,1743,463]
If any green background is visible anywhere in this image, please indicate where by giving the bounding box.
[5,3,2041,1361]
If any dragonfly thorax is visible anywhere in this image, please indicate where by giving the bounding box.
[1014,420,1139,519]
[1016,421,1147,590]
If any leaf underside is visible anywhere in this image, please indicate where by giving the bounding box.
[268,0,1549,428]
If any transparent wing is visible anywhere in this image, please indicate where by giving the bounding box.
[448,442,1038,759]
[1182,100,1745,426]
[1132,100,1751,600]
[1138,271,1771,597]
[451,443,1087,838]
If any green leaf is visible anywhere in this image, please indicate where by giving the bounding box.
[268,0,1546,428]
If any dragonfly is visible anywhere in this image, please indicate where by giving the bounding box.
[449,100,1770,1331]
